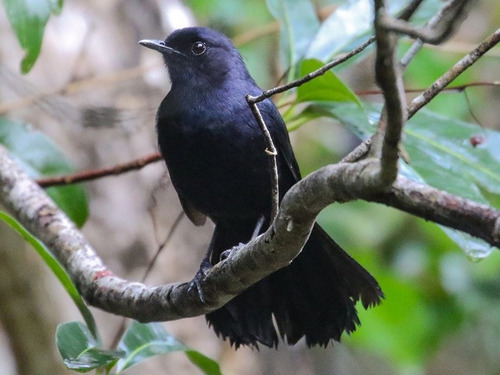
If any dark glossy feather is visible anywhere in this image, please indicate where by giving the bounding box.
[143,27,383,348]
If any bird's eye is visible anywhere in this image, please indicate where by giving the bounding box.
[191,41,207,56]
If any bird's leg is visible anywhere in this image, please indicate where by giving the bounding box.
[251,215,266,240]
[220,216,265,261]
[191,216,266,302]
[188,245,214,303]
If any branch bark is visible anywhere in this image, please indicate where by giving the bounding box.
[0,146,498,322]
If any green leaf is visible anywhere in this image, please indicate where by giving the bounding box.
[306,0,409,61]
[296,101,372,137]
[266,0,320,74]
[298,102,500,255]
[0,211,99,339]
[56,322,123,372]
[116,321,222,375]
[307,102,500,204]
[404,111,500,200]
[185,350,223,375]
[297,59,361,105]
[48,0,63,14]
[2,0,62,73]
[0,117,88,226]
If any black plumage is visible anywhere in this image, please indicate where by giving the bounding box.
[140,27,383,348]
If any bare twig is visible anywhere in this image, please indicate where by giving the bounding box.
[36,153,162,187]
[141,210,184,283]
[245,98,279,221]
[110,209,185,349]
[341,30,498,171]
[397,0,426,21]
[247,0,431,106]
[248,37,376,104]
[400,0,469,68]
[381,0,469,45]
[408,28,500,119]
[356,81,500,96]
[341,139,371,163]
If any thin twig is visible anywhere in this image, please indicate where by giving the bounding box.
[400,0,467,68]
[356,81,500,96]
[408,28,500,119]
[245,37,377,213]
[341,139,372,163]
[397,0,426,21]
[382,0,469,45]
[342,32,499,167]
[248,37,376,104]
[246,98,279,222]
[141,210,184,283]
[36,152,162,187]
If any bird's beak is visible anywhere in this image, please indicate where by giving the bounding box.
[138,39,184,57]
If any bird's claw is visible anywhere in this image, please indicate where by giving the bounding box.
[188,258,212,303]
[188,244,244,303]
[220,242,245,261]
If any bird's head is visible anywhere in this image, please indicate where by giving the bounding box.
[139,27,253,89]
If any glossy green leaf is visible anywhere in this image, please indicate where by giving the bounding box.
[404,111,500,199]
[56,322,123,372]
[2,0,63,73]
[397,165,495,259]
[0,211,99,338]
[306,0,372,61]
[117,321,222,374]
[306,0,409,61]
[307,102,500,203]
[0,118,88,226]
[299,102,500,255]
[266,0,319,73]
[297,101,372,137]
[297,58,361,105]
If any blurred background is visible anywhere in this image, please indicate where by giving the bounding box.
[0,0,499,374]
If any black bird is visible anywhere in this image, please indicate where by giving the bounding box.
[140,27,383,349]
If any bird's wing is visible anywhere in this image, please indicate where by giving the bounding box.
[179,196,207,226]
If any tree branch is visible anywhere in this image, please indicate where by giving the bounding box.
[0,0,497,329]
[1,134,498,322]
[375,176,500,247]
[372,0,406,186]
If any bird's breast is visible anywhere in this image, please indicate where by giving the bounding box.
[157,107,273,220]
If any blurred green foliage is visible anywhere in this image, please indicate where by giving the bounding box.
[2,0,63,73]
[2,0,499,373]
[0,118,88,226]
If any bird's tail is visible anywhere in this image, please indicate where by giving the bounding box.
[205,222,383,348]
